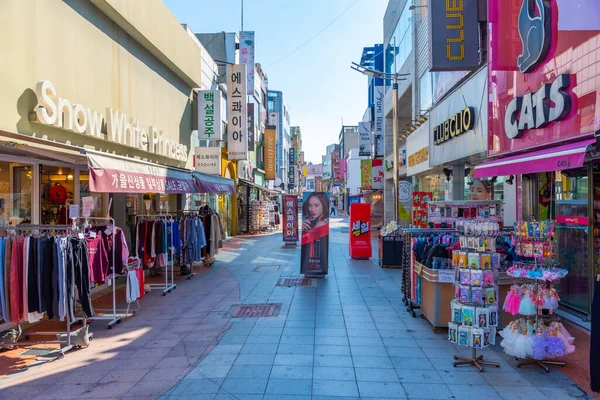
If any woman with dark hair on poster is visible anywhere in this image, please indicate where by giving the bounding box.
[470,179,493,200]
[300,193,330,275]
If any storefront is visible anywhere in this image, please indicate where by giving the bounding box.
[429,67,498,203]
[0,1,235,230]
[407,121,445,227]
[476,0,600,321]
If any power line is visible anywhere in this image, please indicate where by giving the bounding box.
[265,0,362,69]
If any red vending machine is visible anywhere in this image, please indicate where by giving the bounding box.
[349,203,372,259]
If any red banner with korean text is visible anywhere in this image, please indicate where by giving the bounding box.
[349,203,372,259]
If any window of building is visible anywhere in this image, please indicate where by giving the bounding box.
[385,1,413,91]
[40,165,75,225]
[419,72,433,112]
[0,162,32,226]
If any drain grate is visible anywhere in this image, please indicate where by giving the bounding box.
[340,228,349,233]
[277,278,312,287]
[254,265,280,272]
[231,304,281,318]
[281,245,298,249]
[20,348,56,356]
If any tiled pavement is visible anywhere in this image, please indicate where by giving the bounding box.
[160,217,593,400]
[0,216,594,399]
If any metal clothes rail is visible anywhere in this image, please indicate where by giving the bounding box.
[0,224,90,358]
[135,213,177,295]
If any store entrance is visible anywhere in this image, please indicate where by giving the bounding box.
[526,169,591,317]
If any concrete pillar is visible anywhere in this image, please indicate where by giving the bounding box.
[452,163,466,200]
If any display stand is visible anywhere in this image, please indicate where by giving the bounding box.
[379,221,403,268]
[448,218,503,372]
[500,220,573,373]
[135,213,177,295]
[403,228,456,318]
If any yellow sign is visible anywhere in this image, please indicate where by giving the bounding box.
[265,128,276,180]
[433,107,474,145]
[408,147,429,167]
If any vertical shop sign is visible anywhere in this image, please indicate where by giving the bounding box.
[374,86,384,157]
[300,192,330,276]
[372,159,384,190]
[198,90,223,140]
[288,166,295,186]
[282,195,299,243]
[239,31,255,96]
[247,103,255,149]
[349,203,372,259]
[358,122,372,157]
[227,64,248,160]
[265,126,277,180]
[360,160,372,190]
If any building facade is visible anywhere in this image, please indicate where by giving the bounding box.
[0,0,233,233]
[267,90,291,191]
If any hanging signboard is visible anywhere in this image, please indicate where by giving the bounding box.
[265,126,277,180]
[283,195,299,243]
[372,159,384,190]
[227,64,248,160]
[374,85,385,157]
[247,103,255,149]
[349,203,372,259]
[194,147,221,175]
[239,31,255,96]
[358,122,371,157]
[198,90,222,141]
[300,192,330,276]
[360,160,372,190]
[428,0,480,71]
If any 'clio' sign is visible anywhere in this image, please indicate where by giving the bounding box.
[433,107,474,145]
[504,74,572,140]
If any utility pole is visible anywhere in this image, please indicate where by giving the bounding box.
[241,0,244,31]
[392,37,399,222]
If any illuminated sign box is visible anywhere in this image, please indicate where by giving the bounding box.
[428,0,480,72]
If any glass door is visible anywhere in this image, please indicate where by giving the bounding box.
[554,169,590,315]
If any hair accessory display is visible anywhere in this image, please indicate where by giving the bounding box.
[501,220,573,372]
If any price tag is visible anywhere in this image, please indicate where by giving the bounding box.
[89,231,97,238]
[78,232,85,240]
[159,201,163,211]
[82,196,93,217]
[438,270,455,283]
[145,200,151,211]
[69,205,79,219]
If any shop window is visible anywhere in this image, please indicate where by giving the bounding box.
[0,162,32,226]
[40,165,74,225]
[79,170,103,218]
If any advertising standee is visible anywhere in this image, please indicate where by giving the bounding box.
[300,192,330,277]
[349,203,372,259]
[282,195,299,244]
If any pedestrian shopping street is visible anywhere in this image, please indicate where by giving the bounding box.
[0,216,593,399]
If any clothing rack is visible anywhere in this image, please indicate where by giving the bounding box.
[135,213,177,295]
[79,216,135,329]
[402,228,459,318]
[0,224,90,359]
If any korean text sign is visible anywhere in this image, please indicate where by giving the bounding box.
[198,90,222,140]
[282,195,298,242]
[227,64,248,160]
[265,126,277,180]
[349,203,372,259]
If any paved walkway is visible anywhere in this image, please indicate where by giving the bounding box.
[0,216,594,399]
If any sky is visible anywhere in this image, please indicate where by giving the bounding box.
[163,0,387,164]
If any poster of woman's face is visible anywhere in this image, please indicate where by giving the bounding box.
[470,180,492,201]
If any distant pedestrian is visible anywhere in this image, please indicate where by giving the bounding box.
[330,202,336,216]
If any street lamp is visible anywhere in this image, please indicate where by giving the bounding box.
[351,50,410,222]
